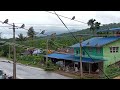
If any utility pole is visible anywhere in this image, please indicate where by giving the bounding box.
[9,44,10,59]
[9,23,17,79]
[80,36,83,78]
[1,19,25,79]
[0,32,2,39]
[46,35,48,66]
[13,23,16,79]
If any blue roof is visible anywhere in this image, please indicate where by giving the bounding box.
[70,36,120,47]
[46,53,104,63]
[97,27,120,32]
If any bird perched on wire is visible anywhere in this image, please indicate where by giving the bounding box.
[40,30,45,34]
[71,16,75,20]
[3,19,8,24]
[20,24,25,28]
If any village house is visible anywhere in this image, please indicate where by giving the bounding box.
[45,27,120,74]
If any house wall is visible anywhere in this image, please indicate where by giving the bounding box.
[103,39,120,67]
[74,47,103,59]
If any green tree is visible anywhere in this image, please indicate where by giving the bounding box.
[48,33,56,50]
[87,19,101,35]
[87,19,96,35]
[16,33,26,44]
[27,27,36,46]
[27,27,36,40]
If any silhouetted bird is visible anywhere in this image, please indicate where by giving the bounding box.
[40,30,45,34]
[3,19,8,24]
[71,16,75,20]
[20,24,25,28]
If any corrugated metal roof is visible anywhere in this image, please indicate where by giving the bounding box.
[97,27,120,32]
[70,36,120,47]
[46,53,104,63]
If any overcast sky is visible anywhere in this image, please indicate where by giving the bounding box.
[0,11,120,38]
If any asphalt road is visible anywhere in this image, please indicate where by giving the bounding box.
[0,58,71,79]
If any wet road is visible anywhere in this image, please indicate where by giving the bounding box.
[0,58,71,79]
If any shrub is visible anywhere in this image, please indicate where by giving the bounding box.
[102,66,120,79]
[0,51,4,56]
[44,60,55,71]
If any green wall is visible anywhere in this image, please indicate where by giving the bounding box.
[74,47,103,59]
[103,39,120,67]
[74,39,120,67]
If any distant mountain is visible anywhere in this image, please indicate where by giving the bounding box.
[2,22,120,40]
[57,22,120,37]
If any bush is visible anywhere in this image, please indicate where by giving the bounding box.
[45,67,54,71]
[16,54,45,66]
[0,51,4,57]
[102,66,120,79]
[44,60,55,71]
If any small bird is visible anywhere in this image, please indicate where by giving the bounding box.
[20,24,25,28]
[71,16,75,20]
[40,30,45,34]
[3,19,8,24]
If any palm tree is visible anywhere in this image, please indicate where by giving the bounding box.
[27,27,36,46]
[87,19,96,35]
[94,22,101,35]
[16,33,26,44]
[27,27,36,40]
[87,19,101,35]
[94,22,101,30]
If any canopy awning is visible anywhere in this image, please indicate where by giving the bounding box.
[45,53,105,63]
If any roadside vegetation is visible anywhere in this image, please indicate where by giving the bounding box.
[101,66,120,79]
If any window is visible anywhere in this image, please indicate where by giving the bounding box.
[110,47,119,53]
[88,47,92,52]
[96,47,102,54]
[76,50,79,54]
[116,47,119,52]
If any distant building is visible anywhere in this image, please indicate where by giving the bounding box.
[33,49,43,55]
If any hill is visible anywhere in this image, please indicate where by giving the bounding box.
[1,22,120,50]
[58,22,120,37]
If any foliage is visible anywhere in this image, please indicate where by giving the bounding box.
[16,33,26,43]
[87,19,101,35]
[27,27,36,40]
[0,45,9,57]
[17,55,44,66]
[102,66,120,79]
[44,60,56,71]
[0,50,4,57]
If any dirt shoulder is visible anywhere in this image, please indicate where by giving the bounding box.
[114,76,120,79]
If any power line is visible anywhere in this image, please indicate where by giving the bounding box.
[46,11,87,24]
[45,11,106,27]
[0,20,30,31]
[54,11,109,79]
